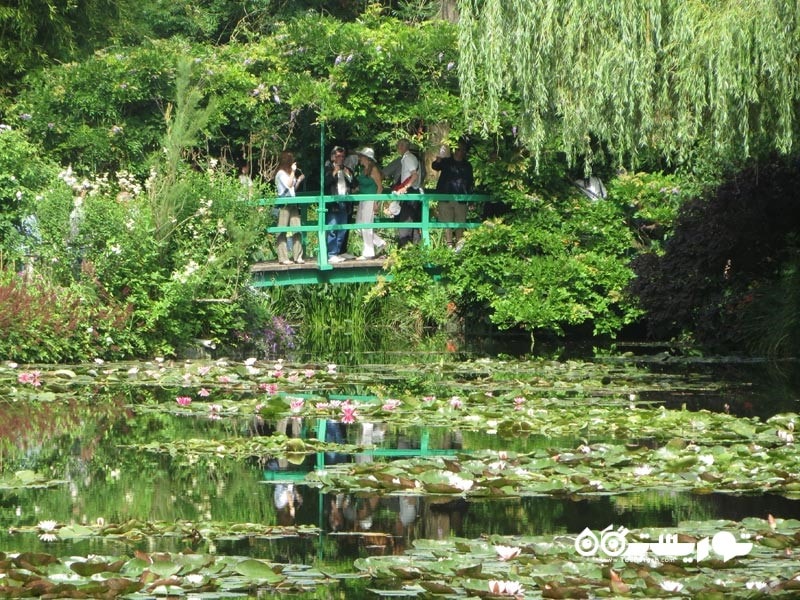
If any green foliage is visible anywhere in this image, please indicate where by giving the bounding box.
[9,13,462,177]
[607,170,707,253]
[405,189,645,340]
[0,0,144,94]
[21,65,272,360]
[373,244,457,330]
[10,43,175,174]
[0,127,56,262]
[458,0,800,170]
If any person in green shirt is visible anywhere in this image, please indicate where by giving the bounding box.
[354,147,387,259]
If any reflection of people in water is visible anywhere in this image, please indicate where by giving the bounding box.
[274,483,302,525]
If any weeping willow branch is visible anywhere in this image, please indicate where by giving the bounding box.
[458,0,800,167]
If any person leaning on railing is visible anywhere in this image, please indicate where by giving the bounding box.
[274,150,306,265]
[354,147,388,260]
[390,138,422,248]
[323,146,355,263]
[431,141,474,250]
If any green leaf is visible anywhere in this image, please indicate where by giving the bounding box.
[234,559,283,583]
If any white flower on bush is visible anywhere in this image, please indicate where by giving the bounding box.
[109,244,121,255]
[173,260,200,283]
[59,166,78,187]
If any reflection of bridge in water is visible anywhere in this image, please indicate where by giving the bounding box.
[251,192,491,287]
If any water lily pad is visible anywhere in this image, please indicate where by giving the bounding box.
[233,559,283,583]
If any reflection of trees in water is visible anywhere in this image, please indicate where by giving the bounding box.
[0,397,128,467]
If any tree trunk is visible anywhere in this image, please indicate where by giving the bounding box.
[439,0,459,23]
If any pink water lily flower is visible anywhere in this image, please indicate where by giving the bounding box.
[198,388,210,397]
[513,396,526,410]
[176,396,192,406]
[340,403,358,424]
[304,369,316,378]
[259,383,278,395]
[382,399,402,411]
[449,396,463,409]
[17,371,42,387]
[290,398,305,413]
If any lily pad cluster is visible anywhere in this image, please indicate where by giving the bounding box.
[356,516,800,598]
[305,435,800,499]
[0,549,342,599]
[10,518,318,544]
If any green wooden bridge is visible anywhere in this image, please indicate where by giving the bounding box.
[250,191,491,287]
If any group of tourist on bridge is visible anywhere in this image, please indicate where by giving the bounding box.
[260,137,486,278]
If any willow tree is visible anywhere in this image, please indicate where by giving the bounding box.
[457,0,800,168]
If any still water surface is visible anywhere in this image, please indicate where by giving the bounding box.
[1,355,799,597]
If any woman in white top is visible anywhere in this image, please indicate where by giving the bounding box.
[274,151,305,264]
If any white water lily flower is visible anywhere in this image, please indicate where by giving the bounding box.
[494,545,521,560]
[244,357,257,366]
[185,574,204,585]
[445,472,473,491]
[488,580,523,596]
[37,520,58,532]
[660,580,684,592]
[634,465,653,477]
[39,532,58,542]
[698,454,715,466]
[746,581,768,591]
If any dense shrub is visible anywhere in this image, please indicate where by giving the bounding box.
[0,269,133,363]
[630,158,800,349]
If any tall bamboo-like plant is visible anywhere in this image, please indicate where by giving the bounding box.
[148,59,218,245]
[458,0,800,168]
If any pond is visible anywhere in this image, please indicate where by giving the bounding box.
[1,355,800,598]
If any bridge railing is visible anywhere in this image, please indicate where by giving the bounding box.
[262,192,491,269]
